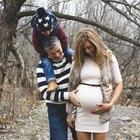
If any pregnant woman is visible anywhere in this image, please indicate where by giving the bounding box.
[67,28,123,140]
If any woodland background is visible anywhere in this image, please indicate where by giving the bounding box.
[0,0,140,131]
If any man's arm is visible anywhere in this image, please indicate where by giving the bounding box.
[36,61,74,102]
[37,61,80,107]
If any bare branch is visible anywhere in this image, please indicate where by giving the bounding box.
[2,0,26,23]
[17,11,35,19]
[53,12,140,47]
[103,0,140,11]
[17,10,140,47]
[101,0,140,27]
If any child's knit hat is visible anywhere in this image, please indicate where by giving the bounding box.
[31,7,54,32]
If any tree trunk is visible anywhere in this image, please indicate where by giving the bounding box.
[0,21,13,98]
[0,0,26,98]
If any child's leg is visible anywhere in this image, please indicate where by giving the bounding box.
[65,47,74,57]
[41,57,58,92]
[41,57,55,81]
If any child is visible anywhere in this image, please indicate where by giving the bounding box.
[31,7,73,92]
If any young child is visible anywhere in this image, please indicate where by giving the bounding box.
[31,7,73,92]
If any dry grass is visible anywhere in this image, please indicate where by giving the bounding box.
[0,83,40,131]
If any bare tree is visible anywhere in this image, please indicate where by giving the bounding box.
[0,0,26,95]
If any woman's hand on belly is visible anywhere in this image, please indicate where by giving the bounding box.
[91,103,112,114]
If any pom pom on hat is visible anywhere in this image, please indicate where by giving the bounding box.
[37,7,46,18]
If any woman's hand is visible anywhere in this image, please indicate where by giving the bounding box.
[66,113,75,128]
[91,103,112,114]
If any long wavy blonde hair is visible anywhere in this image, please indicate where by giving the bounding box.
[73,28,112,68]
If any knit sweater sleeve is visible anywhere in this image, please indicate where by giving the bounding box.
[36,61,69,102]
[57,25,69,49]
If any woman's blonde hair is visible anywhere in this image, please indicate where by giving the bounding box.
[74,28,111,68]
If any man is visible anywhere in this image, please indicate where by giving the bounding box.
[36,36,79,140]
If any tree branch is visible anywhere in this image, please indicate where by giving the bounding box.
[102,0,140,11]
[101,0,140,27]
[3,0,26,24]
[53,12,140,47]
[17,11,140,47]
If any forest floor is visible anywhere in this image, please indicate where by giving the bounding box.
[0,100,140,140]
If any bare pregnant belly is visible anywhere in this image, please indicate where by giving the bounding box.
[76,85,103,110]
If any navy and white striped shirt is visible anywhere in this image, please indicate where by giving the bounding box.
[36,56,72,104]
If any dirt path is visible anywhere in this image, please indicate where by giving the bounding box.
[0,101,140,140]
